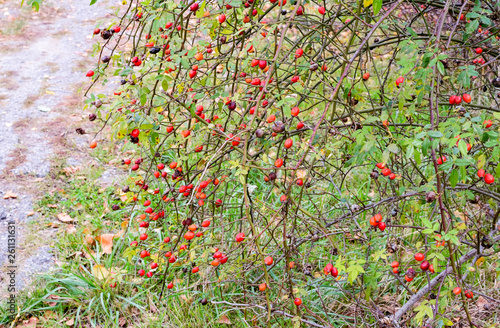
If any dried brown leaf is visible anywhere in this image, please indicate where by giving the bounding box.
[118,317,127,327]
[3,191,17,199]
[65,225,77,234]
[44,294,60,307]
[57,213,73,223]
[16,317,38,328]
[85,234,95,246]
[477,296,488,309]
[63,166,81,175]
[96,233,114,254]
[217,315,231,324]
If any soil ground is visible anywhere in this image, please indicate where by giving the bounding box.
[0,0,116,296]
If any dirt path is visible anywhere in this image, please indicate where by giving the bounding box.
[0,0,111,294]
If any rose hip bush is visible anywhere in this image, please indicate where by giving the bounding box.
[83,0,500,326]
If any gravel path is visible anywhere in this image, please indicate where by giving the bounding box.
[0,0,110,293]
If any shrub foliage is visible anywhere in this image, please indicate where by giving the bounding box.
[84,0,500,326]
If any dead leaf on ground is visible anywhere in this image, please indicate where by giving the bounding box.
[47,204,58,208]
[65,318,74,326]
[114,229,125,238]
[27,211,35,217]
[66,251,83,259]
[477,296,488,309]
[44,294,60,307]
[3,191,17,199]
[296,169,307,179]
[218,315,231,324]
[63,166,82,175]
[85,234,95,246]
[179,294,193,305]
[96,233,115,254]
[118,317,127,327]
[16,317,38,328]
[65,225,77,234]
[103,201,109,213]
[57,213,73,223]
[48,222,60,228]
[43,310,55,319]
[148,296,158,313]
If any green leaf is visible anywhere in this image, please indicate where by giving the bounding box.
[161,79,169,91]
[387,144,399,153]
[373,0,382,15]
[484,139,498,148]
[457,139,468,156]
[466,20,479,35]
[450,169,459,187]
[414,301,434,325]
[406,26,417,37]
[429,57,438,67]
[181,57,189,69]
[140,92,147,106]
[90,0,98,4]
[454,158,473,167]
[428,131,443,138]
[382,149,390,164]
[414,149,421,165]
[436,61,445,75]
[422,138,430,156]
[421,217,433,228]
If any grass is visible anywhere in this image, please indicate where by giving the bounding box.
[0,160,337,327]
[0,156,247,327]
[0,19,27,36]
[1,270,236,327]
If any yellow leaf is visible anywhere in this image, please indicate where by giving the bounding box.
[364,0,373,7]
[478,154,486,169]
[92,264,110,280]
[475,257,485,266]
[45,90,55,95]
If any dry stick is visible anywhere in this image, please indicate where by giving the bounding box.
[430,1,475,325]
[391,234,500,323]
[289,0,405,174]
[239,0,305,324]
[210,301,326,328]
